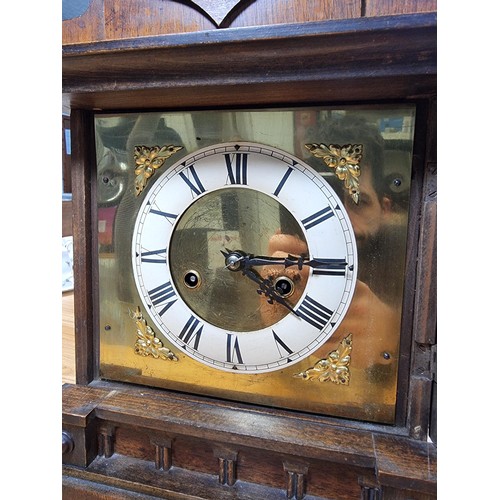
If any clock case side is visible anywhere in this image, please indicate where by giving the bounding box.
[395,96,437,439]
[63,13,437,498]
[70,109,100,385]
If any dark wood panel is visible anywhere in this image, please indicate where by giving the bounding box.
[64,456,304,499]
[103,0,214,40]
[62,0,105,44]
[63,383,436,499]
[92,387,377,467]
[62,200,73,237]
[366,0,437,17]
[63,474,166,499]
[62,115,72,194]
[62,0,436,44]
[62,0,213,44]
[374,434,437,495]
[70,110,99,385]
[414,97,437,345]
[63,75,435,114]
[62,384,111,425]
[230,0,360,27]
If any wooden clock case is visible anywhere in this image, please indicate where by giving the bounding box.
[62,9,437,500]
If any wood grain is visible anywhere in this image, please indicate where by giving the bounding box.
[63,382,436,498]
[62,292,76,385]
[365,0,436,16]
[62,200,73,237]
[71,109,99,385]
[62,0,436,45]
[230,0,360,27]
[62,14,437,112]
[62,0,363,44]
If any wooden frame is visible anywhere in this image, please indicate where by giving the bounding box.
[62,115,72,194]
[63,13,436,109]
[63,12,436,499]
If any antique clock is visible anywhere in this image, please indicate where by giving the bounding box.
[62,6,436,500]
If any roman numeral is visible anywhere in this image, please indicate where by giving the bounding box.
[179,165,206,196]
[272,330,293,358]
[148,281,177,316]
[149,207,178,222]
[301,206,334,230]
[273,166,293,196]
[225,152,248,185]
[140,248,166,264]
[312,258,348,277]
[226,334,243,366]
[296,294,333,330]
[179,316,203,350]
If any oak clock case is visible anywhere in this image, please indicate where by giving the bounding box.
[96,106,415,423]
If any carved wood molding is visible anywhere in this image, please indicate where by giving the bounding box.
[62,13,436,110]
[62,380,436,497]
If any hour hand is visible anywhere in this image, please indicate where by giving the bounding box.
[220,250,298,315]
[284,256,351,271]
[240,266,299,316]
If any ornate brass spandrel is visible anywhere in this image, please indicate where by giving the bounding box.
[304,143,363,204]
[294,333,352,384]
[134,145,183,195]
[131,306,179,361]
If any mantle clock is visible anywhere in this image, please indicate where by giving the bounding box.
[62,2,437,499]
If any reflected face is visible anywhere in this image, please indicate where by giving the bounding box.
[344,164,391,245]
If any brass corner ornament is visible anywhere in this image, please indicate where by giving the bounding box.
[134,145,183,196]
[131,306,178,361]
[294,334,352,384]
[304,143,363,204]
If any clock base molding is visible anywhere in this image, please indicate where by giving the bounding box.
[62,383,436,500]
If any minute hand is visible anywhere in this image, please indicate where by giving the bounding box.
[244,255,349,270]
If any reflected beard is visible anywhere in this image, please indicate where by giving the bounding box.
[355,223,407,307]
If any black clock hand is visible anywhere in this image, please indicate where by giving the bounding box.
[222,249,349,271]
[240,266,299,316]
[221,250,298,315]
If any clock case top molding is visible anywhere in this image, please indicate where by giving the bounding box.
[63,12,437,499]
[62,13,436,110]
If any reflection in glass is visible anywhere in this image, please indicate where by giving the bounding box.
[94,105,416,424]
[169,188,308,331]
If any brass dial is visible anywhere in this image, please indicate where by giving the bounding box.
[169,187,309,331]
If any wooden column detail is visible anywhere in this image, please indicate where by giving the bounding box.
[213,447,238,486]
[151,436,173,471]
[283,461,309,500]
[361,485,381,499]
[97,423,115,458]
